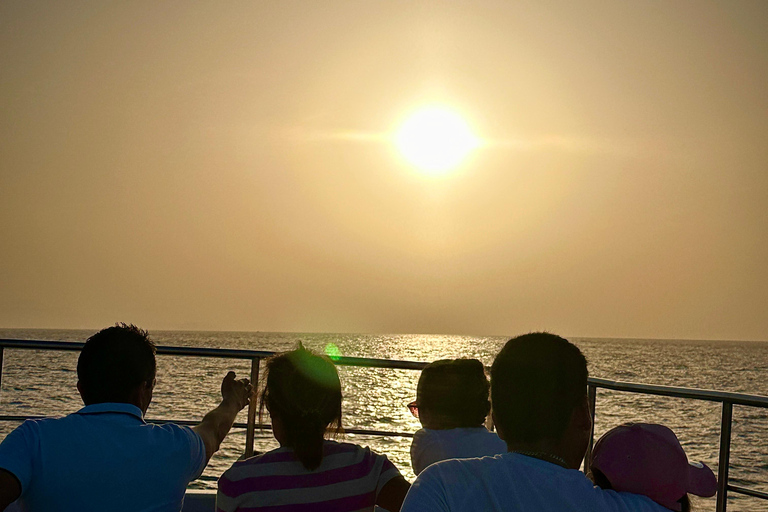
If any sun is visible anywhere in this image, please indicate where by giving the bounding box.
[395,106,479,175]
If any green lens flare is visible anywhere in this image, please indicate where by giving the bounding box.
[324,343,342,359]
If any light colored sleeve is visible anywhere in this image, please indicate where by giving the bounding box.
[216,466,242,512]
[175,424,207,481]
[410,429,449,476]
[216,468,239,512]
[0,421,37,494]
[410,429,431,475]
[401,464,451,512]
[216,489,236,512]
[374,451,403,496]
[187,427,207,480]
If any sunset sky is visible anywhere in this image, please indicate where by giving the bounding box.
[1,1,766,340]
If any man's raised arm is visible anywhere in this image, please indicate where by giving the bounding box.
[193,371,252,463]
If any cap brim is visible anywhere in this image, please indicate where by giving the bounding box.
[688,461,718,498]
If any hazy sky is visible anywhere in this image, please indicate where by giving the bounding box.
[1,1,766,340]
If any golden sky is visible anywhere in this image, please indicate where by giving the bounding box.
[1,1,766,340]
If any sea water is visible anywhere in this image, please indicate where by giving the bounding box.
[0,329,766,511]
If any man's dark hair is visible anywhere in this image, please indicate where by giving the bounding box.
[491,332,588,443]
[417,359,490,428]
[77,323,157,405]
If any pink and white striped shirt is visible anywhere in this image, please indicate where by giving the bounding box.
[217,440,402,512]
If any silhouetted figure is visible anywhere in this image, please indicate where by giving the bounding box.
[0,323,251,512]
[402,332,670,512]
[590,423,718,512]
[217,345,410,512]
[408,358,505,474]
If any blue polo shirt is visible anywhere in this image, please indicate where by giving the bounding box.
[0,403,206,512]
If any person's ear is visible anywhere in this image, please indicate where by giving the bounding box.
[138,380,154,414]
[575,395,592,432]
[76,381,86,404]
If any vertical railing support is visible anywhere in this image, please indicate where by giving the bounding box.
[244,357,261,458]
[716,402,733,512]
[0,347,4,397]
[583,384,597,474]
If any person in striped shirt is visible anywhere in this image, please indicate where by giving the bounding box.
[217,345,410,512]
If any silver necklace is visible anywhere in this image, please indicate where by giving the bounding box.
[512,450,569,469]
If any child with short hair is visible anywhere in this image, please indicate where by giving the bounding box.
[589,423,718,512]
[408,358,506,475]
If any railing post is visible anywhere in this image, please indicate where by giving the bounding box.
[244,357,261,458]
[716,402,733,512]
[583,384,597,474]
[0,347,4,396]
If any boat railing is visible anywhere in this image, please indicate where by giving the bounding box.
[0,339,766,512]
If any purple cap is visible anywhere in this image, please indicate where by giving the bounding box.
[591,423,718,512]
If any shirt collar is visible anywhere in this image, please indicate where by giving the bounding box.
[75,402,146,422]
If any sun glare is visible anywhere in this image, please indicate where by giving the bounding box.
[395,106,479,175]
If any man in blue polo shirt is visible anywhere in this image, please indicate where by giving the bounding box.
[0,323,252,511]
[401,333,669,512]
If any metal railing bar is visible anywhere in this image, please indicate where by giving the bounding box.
[341,427,415,438]
[0,339,276,360]
[727,484,768,500]
[0,340,429,371]
[325,355,428,370]
[142,421,416,440]
[0,347,4,398]
[5,339,768,406]
[4,340,768,407]
[584,384,597,475]
[716,402,733,512]
[589,377,768,408]
[0,415,251,429]
[0,415,415,439]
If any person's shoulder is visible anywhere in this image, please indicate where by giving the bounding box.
[324,439,366,453]
[220,447,286,484]
[469,427,506,444]
[324,440,401,478]
[141,422,206,463]
[146,421,201,442]
[474,426,503,438]
[323,439,388,460]
[13,417,47,432]
[419,428,460,439]
[232,446,289,467]
[22,414,73,428]
[0,415,83,458]
[404,457,492,511]
[218,445,340,497]
[593,487,671,512]
[7,416,69,439]
[602,490,669,512]
[412,428,446,451]
[422,451,505,477]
